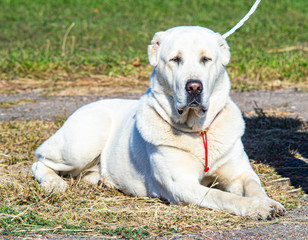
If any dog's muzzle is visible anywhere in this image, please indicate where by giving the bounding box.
[186,79,203,107]
[177,80,208,115]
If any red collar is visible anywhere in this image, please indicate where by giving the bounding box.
[200,110,221,173]
[204,110,221,132]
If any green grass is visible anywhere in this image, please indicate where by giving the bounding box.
[0,0,307,90]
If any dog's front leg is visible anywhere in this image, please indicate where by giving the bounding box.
[147,145,276,217]
[217,140,286,219]
[242,169,286,216]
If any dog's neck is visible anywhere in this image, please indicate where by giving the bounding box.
[148,90,228,133]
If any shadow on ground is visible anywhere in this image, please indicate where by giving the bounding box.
[243,111,308,193]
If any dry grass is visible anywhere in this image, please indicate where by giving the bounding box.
[0,99,38,109]
[0,112,306,238]
[0,63,307,98]
[0,66,151,97]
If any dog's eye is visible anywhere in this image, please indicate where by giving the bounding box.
[201,56,212,64]
[170,56,182,64]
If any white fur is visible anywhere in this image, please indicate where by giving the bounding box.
[32,26,285,219]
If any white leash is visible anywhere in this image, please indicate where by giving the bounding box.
[222,0,261,39]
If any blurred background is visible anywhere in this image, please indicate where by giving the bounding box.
[0,0,307,91]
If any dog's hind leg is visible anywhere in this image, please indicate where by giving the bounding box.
[32,101,112,192]
[82,156,102,185]
[32,149,102,192]
[32,161,69,192]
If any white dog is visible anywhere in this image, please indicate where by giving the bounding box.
[32,26,285,219]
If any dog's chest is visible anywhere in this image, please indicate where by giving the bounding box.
[168,130,229,167]
[136,96,243,170]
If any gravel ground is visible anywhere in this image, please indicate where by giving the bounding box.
[1,89,307,239]
[0,89,307,122]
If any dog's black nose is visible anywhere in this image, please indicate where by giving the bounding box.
[185,80,203,96]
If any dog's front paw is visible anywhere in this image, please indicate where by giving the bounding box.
[41,177,68,193]
[267,198,286,217]
[242,197,285,220]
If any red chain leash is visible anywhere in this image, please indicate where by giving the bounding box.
[200,130,209,173]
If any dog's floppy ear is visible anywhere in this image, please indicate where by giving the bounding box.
[216,33,231,66]
[148,31,165,67]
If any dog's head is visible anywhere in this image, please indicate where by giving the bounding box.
[148,26,231,129]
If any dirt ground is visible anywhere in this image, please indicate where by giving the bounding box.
[1,89,308,122]
[0,88,307,239]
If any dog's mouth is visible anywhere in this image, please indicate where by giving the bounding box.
[177,101,208,115]
[189,100,200,108]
